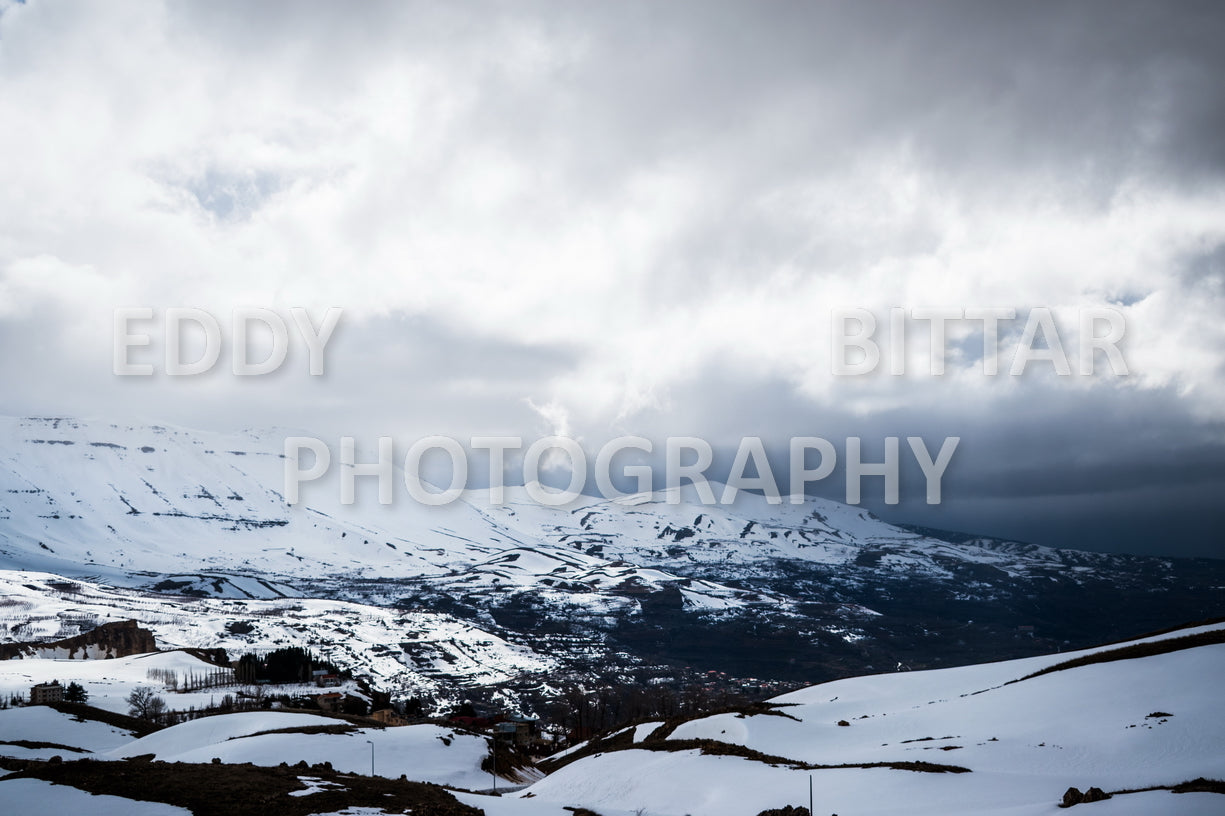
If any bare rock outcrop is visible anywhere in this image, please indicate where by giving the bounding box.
[0,619,157,660]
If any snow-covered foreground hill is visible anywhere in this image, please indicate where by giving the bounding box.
[0,779,191,816]
[0,707,527,789]
[0,705,139,760]
[2,623,1222,814]
[519,622,1225,815]
[109,711,513,790]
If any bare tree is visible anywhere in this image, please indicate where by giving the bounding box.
[126,686,167,724]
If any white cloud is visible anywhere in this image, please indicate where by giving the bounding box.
[0,1,1223,518]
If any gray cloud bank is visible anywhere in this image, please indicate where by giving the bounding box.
[1,0,1223,557]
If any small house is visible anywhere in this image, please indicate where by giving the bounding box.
[370,708,407,726]
[30,681,64,705]
[495,715,540,747]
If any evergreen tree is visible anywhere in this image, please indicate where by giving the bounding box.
[64,681,88,703]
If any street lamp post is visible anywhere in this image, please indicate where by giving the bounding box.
[366,739,375,777]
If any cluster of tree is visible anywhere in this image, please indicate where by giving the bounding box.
[125,687,274,725]
[451,701,479,719]
[146,666,235,693]
[232,646,347,685]
[400,696,427,718]
[121,683,379,728]
[547,680,750,742]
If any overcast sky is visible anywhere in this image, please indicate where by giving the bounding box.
[1,0,1223,557]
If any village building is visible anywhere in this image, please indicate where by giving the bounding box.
[29,681,64,705]
[370,708,408,726]
[494,715,541,747]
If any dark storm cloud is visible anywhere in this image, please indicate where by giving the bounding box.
[593,365,1225,558]
[456,1,1225,187]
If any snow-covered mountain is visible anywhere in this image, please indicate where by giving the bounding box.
[2,414,1223,693]
[0,415,1159,586]
[0,415,503,582]
[0,416,763,608]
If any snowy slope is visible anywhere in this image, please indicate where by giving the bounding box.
[0,570,555,710]
[522,623,1225,815]
[106,711,338,757]
[0,706,139,760]
[2,626,1222,814]
[109,712,505,789]
[0,416,505,582]
[0,416,767,609]
[0,779,191,816]
[0,648,239,716]
[479,481,1160,585]
[0,415,1158,593]
[0,709,512,791]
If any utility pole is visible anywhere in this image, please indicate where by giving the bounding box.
[809,774,813,816]
[366,739,374,776]
[491,735,498,794]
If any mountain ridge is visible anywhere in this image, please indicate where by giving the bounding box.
[2,414,1223,699]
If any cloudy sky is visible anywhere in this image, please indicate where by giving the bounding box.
[1,0,1223,557]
